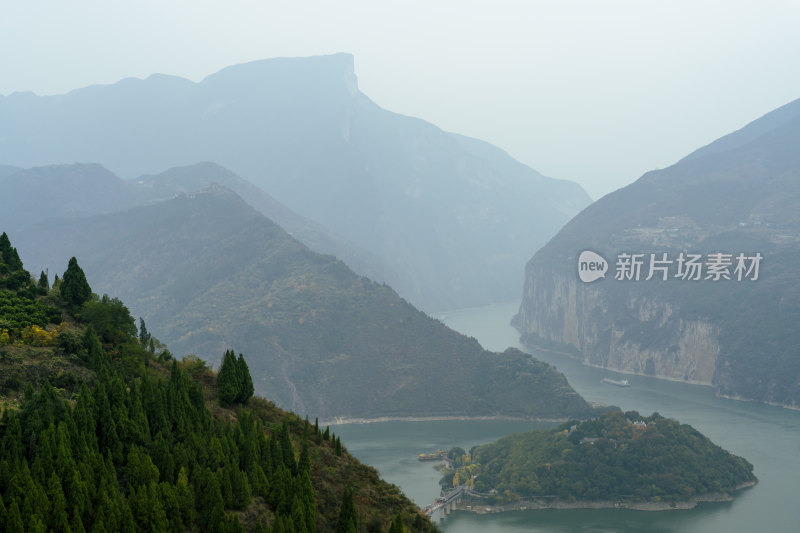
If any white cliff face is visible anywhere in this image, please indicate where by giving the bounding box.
[516,263,720,386]
[604,319,719,384]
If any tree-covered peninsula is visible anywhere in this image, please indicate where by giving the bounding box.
[442,410,755,510]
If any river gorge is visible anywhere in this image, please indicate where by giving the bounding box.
[333,301,800,533]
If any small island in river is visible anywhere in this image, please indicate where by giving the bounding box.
[438,410,756,512]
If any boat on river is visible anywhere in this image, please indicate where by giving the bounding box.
[602,377,631,387]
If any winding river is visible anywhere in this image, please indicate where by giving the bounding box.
[333,302,800,532]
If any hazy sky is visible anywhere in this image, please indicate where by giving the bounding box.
[2,1,799,199]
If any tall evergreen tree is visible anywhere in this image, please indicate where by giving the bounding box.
[6,500,25,533]
[138,318,151,349]
[0,492,6,526]
[217,350,254,406]
[389,513,405,533]
[0,232,23,271]
[236,353,254,404]
[0,231,11,263]
[335,436,343,457]
[217,350,240,406]
[60,257,92,307]
[336,484,357,533]
[38,270,49,291]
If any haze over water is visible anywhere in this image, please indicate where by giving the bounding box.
[335,302,800,533]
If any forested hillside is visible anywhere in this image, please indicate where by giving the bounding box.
[15,187,592,420]
[0,233,439,532]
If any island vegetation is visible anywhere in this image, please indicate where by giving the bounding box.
[0,232,439,532]
[440,410,755,509]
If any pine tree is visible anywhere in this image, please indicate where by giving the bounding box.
[335,436,343,457]
[236,353,254,404]
[138,318,151,349]
[299,470,316,533]
[298,439,310,474]
[46,472,71,533]
[336,484,357,533]
[0,492,6,526]
[6,500,25,533]
[229,464,252,510]
[0,233,23,271]
[38,270,49,291]
[279,421,296,474]
[175,467,195,527]
[60,257,92,307]
[248,462,270,499]
[28,514,48,533]
[217,350,240,406]
[0,231,11,264]
[71,509,86,533]
[389,513,405,533]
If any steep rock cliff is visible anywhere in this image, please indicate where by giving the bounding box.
[515,98,800,408]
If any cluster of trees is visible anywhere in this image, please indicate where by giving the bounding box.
[0,233,27,292]
[0,289,61,342]
[0,363,322,532]
[0,232,56,299]
[0,233,435,532]
[0,233,61,344]
[218,350,255,406]
[464,410,756,503]
[0,292,325,531]
[0,233,93,346]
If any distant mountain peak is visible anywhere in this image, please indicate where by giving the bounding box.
[0,54,589,311]
[201,52,359,97]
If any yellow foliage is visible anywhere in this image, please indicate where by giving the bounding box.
[20,324,59,347]
[0,329,9,345]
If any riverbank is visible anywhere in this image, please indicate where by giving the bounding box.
[455,480,758,514]
[716,392,800,412]
[523,341,800,411]
[520,340,716,387]
[323,414,570,427]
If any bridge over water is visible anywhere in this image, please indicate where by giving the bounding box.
[423,485,492,519]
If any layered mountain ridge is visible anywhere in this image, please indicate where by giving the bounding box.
[0,53,590,311]
[12,174,591,420]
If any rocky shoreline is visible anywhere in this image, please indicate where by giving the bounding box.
[323,414,569,426]
[455,480,758,514]
[525,341,800,411]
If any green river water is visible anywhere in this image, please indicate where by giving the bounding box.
[333,302,800,532]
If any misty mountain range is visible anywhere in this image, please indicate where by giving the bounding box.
[12,174,590,419]
[3,53,798,413]
[0,53,590,312]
